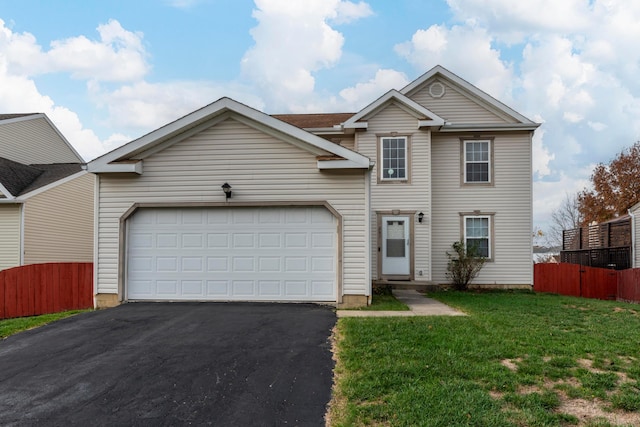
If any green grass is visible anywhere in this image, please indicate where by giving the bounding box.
[329,291,640,426]
[356,294,410,311]
[0,310,88,339]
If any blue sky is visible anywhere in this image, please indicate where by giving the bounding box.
[1,0,639,234]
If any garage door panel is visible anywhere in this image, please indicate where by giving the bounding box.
[127,206,337,301]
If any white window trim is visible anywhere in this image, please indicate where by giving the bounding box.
[463,139,492,184]
[379,136,408,182]
[463,215,492,259]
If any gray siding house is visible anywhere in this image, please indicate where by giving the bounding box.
[88,65,539,308]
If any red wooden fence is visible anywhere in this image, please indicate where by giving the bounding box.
[0,263,93,320]
[618,268,640,303]
[534,263,617,300]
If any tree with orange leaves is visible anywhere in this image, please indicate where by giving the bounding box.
[578,142,640,225]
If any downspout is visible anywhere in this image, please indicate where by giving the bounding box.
[364,164,372,304]
[93,174,100,308]
[629,208,636,269]
[19,203,25,266]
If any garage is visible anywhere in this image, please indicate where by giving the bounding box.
[126,206,337,302]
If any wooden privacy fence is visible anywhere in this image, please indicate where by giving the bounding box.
[534,263,617,300]
[0,263,93,320]
[618,268,640,303]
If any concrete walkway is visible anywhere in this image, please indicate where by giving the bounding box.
[336,289,467,317]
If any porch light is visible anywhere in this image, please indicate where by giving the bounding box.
[221,182,232,199]
[418,212,424,223]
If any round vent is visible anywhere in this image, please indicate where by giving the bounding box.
[429,82,445,98]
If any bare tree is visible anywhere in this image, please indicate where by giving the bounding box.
[547,193,583,247]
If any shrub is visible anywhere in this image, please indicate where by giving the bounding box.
[446,241,486,290]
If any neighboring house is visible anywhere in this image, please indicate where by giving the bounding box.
[0,114,94,271]
[88,65,539,308]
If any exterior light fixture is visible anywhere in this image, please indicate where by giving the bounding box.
[418,212,424,223]
[221,182,232,200]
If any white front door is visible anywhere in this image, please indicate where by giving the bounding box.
[381,216,410,276]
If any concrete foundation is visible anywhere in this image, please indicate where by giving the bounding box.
[338,294,368,309]
[95,293,120,308]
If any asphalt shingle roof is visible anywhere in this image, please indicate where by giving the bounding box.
[0,157,82,197]
[271,113,355,129]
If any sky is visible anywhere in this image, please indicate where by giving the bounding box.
[1,0,639,235]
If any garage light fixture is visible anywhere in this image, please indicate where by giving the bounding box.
[418,212,424,223]
[221,182,232,200]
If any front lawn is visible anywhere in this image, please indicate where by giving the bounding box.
[329,291,640,426]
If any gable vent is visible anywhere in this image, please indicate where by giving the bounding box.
[429,82,445,98]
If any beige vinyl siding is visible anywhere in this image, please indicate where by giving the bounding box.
[339,135,356,151]
[0,204,21,270]
[96,117,367,297]
[23,173,94,264]
[356,103,431,281]
[407,78,517,125]
[431,132,533,285]
[0,116,82,164]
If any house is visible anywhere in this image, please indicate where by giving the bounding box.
[0,114,94,271]
[88,65,539,308]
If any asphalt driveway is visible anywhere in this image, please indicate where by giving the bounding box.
[0,302,337,426]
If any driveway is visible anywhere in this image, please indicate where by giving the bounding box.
[0,303,336,426]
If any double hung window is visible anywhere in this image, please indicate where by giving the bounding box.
[464,140,490,183]
[380,137,407,181]
[464,215,490,258]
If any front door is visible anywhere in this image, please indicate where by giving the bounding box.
[381,216,410,277]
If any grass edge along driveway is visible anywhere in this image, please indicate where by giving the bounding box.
[328,291,640,427]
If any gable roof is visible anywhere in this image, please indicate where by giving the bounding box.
[401,65,539,129]
[343,89,445,130]
[88,97,371,174]
[0,157,83,199]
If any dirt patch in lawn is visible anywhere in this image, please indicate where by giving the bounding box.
[494,357,640,426]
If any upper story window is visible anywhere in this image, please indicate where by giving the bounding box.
[464,140,491,183]
[380,137,408,181]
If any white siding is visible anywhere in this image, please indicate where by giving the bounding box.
[356,103,431,281]
[23,173,94,264]
[407,78,517,124]
[0,117,82,164]
[0,204,21,270]
[632,205,640,268]
[431,132,533,285]
[96,117,367,297]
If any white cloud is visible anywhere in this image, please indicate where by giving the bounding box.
[534,172,590,230]
[1,19,148,82]
[94,80,265,133]
[47,20,149,82]
[333,1,373,24]
[241,0,371,111]
[394,24,514,102]
[339,69,409,109]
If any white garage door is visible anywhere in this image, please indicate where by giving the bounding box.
[126,206,337,301]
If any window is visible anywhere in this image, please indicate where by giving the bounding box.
[464,216,490,258]
[464,140,490,183]
[380,137,407,181]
